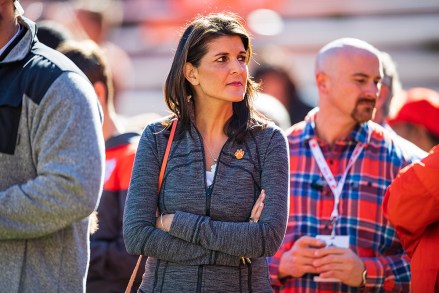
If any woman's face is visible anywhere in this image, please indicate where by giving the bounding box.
[187,35,248,106]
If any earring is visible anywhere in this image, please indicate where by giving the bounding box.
[187,95,192,103]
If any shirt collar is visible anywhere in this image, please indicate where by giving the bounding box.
[105,132,140,149]
[302,107,371,145]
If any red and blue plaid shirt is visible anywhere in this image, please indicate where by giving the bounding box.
[269,109,426,292]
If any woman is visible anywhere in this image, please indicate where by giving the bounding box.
[123,12,289,292]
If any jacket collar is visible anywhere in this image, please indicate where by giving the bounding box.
[0,16,35,64]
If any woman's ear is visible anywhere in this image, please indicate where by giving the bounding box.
[184,62,199,86]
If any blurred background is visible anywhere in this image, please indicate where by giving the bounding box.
[21,0,439,125]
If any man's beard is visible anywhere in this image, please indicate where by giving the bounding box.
[351,98,376,123]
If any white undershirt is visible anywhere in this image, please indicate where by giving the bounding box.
[206,170,215,187]
[0,24,21,56]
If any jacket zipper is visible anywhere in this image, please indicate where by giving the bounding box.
[194,125,229,292]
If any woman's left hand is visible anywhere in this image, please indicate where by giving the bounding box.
[156,213,174,232]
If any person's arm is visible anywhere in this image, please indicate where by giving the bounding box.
[167,129,289,258]
[268,228,296,288]
[384,146,439,257]
[0,72,105,239]
[123,125,240,266]
[359,253,410,291]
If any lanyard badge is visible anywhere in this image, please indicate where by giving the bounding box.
[309,136,367,283]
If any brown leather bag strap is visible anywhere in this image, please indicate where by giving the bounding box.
[125,117,178,293]
[125,255,143,293]
[158,117,178,193]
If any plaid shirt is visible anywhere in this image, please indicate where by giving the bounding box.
[269,109,426,292]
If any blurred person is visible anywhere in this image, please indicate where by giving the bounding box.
[73,0,133,111]
[253,63,313,126]
[123,12,289,292]
[387,87,439,152]
[374,52,426,157]
[384,144,439,293]
[57,39,144,292]
[254,92,291,130]
[36,19,72,50]
[121,112,162,133]
[269,38,426,292]
[373,51,403,128]
[0,1,105,292]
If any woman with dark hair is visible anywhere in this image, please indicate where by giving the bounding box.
[123,12,289,292]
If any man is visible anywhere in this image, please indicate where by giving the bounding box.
[384,145,439,293]
[387,87,439,152]
[374,52,426,158]
[373,51,402,128]
[0,1,104,292]
[58,40,144,292]
[269,38,426,292]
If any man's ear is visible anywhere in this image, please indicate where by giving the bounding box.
[316,71,329,93]
[184,62,199,86]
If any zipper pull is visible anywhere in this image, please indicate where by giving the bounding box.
[240,257,251,264]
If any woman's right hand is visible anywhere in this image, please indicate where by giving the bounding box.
[249,189,266,223]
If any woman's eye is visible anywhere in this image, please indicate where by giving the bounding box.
[238,55,247,62]
[216,56,226,62]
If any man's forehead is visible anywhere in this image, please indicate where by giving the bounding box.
[316,43,381,74]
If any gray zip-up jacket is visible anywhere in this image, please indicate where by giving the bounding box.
[124,117,289,292]
[0,17,105,292]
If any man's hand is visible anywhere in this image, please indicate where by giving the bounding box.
[313,246,365,287]
[278,236,326,279]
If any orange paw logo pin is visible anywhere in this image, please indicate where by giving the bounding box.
[234,149,244,159]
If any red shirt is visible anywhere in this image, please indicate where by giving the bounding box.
[384,145,439,293]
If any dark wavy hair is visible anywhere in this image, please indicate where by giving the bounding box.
[164,12,266,143]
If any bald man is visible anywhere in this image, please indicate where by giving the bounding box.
[269,38,426,292]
